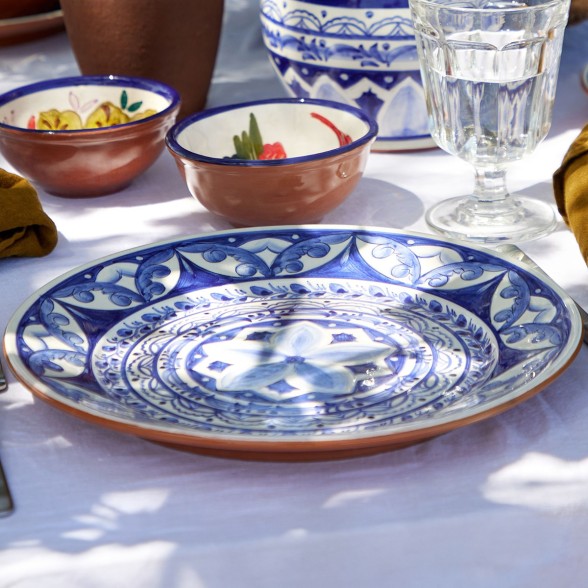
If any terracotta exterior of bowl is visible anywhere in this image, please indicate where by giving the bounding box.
[170,147,371,227]
[0,114,178,197]
[61,0,224,120]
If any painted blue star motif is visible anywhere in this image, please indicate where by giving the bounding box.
[199,321,392,402]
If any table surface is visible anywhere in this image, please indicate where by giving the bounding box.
[2,3,588,587]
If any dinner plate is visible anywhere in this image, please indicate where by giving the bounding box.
[4,226,583,460]
[0,9,64,46]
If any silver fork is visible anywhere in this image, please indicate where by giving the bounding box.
[0,356,7,392]
[0,357,13,515]
[0,455,13,516]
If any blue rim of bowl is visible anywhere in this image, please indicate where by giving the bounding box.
[0,74,181,134]
[165,97,379,167]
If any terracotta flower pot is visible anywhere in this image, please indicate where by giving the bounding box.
[60,0,224,120]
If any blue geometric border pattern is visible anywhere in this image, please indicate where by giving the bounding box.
[12,227,575,438]
[261,20,418,68]
[260,0,415,40]
[267,51,430,141]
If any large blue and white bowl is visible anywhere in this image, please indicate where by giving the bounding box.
[260,0,434,152]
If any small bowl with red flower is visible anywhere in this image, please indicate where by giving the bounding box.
[0,75,180,197]
[165,98,377,227]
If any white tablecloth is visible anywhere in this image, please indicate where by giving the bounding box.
[1,3,588,587]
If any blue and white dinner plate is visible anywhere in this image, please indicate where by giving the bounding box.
[4,226,583,460]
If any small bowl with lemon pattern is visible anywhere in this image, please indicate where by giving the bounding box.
[0,75,180,197]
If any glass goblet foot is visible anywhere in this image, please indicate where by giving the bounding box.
[426,194,557,245]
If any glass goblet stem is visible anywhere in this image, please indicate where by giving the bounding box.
[473,166,508,203]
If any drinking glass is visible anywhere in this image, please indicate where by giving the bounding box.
[409,0,570,244]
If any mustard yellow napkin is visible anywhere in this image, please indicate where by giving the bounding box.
[553,123,588,263]
[0,169,57,258]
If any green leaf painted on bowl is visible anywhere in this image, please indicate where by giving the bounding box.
[230,113,284,161]
[249,113,263,156]
[119,90,143,114]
